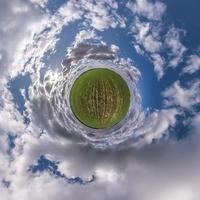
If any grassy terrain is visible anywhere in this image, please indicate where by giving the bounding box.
[70,68,130,129]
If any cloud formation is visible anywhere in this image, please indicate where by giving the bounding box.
[0,0,199,199]
[29,40,144,149]
[127,0,187,79]
[28,33,180,149]
[182,54,200,74]
[163,80,200,109]
[1,123,200,200]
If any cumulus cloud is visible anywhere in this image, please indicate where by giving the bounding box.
[127,0,166,21]
[0,0,86,88]
[182,54,200,74]
[1,121,200,200]
[73,30,99,46]
[80,0,125,31]
[164,27,187,68]
[127,0,187,79]
[0,0,131,148]
[28,39,179,150]
[0,0,199,199]
[163,80,200,109]
[0,90,26,133]
[0,88,27,197]
[134,108,178,146]
[0,0,126,88]
[0,0,45,84]
[28,41,144,149]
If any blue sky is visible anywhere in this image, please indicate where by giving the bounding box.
[0,0,200,199]
[8,0,199,133]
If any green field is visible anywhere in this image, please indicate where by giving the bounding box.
[69,68,130,129]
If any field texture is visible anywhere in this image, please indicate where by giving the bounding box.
[70,68,130,129]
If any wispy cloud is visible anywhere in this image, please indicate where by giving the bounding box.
[127,0,187,79]
[1,122,200,200]
[182,54,200,74]
[163,80,200,109]
[0,0,199,199]
[80,0,125,31]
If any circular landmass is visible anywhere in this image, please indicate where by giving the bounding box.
[69,68,130,129]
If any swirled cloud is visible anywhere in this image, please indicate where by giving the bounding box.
[29,41,144,149]
[0,0,200,199]
[28,37,179,150]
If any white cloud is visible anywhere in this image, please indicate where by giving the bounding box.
[164,27,187,68]
[29,0,48,8]
[143,34,162,53]
[127,0,166,21]
[58,1,83,22]
[0,1,130,196]
[0,1,199,200]
[127,0,187,79]
[95,168,122,183]
[81,0,126,31]
[28,39,179,149]
[0,89,26,133]
[134,108,178,145]
[1,121,200,200]
[163,80,200,109]
[182,54,200,74]
[151,54,165,79]
[0,0,45,84]
[129,16,165,78]
[0,0,128,91]
[131,18,162,54]
[0,88,27,195]
[0,0,126,88]
[73,30,99,46]
[0,0,87,87]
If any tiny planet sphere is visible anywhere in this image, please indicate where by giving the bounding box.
[69,68,130,129]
